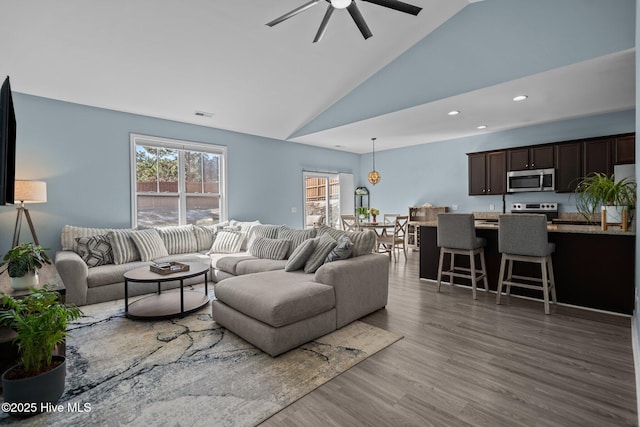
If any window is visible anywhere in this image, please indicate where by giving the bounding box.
[131,134,227,228]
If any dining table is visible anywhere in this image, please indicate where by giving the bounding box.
[358,221,395,238]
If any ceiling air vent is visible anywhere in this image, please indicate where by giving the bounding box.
[194,111,214,118]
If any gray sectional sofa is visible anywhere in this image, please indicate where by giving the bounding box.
[54,221,390,356]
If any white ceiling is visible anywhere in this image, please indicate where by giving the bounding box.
[0,0,635,154]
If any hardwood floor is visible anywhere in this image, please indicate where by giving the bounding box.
[262,251,637,426]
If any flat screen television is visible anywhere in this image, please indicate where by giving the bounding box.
[0,76,16,206]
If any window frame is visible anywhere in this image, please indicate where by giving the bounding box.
[130,133,228,228]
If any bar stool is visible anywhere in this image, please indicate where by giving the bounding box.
[436,213,489,300]
[496,214,557,314]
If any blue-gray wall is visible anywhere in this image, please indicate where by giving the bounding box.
[2,91,635,260]
[0,93,360,255]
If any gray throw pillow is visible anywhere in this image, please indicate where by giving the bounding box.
[75,234,114,267]
[304,233,338,274]
[250,237,291,260]
[285,238,317,272]
[325,235,353,263]
[277,226,317,257]
[156,225,198,255]
[210,230,244,254]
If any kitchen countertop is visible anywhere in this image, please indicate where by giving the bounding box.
[416,219,636,236]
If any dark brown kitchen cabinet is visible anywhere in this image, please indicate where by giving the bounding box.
[555,142,582,192]
[583,137,612,176]
[613,134,635,164]
[468,151,506,195]
[508,145,554,171]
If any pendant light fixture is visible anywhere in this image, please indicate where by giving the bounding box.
[367,137,381,185]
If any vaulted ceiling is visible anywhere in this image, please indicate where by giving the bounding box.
[0,0,635,153]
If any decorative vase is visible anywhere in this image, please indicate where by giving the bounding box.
[9,270,38,290]
[372,215,377,223]
[2,355,66,417]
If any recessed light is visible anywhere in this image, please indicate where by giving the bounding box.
[448,110,460,116]
[513,95,528,102]
[194,110,214,118]
[477,125,488,130]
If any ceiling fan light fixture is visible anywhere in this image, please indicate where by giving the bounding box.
[331,0,351,9]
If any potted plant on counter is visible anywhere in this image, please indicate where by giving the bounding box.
[0,286,82,417]
[574,172,636,226]
[2,242,51,290]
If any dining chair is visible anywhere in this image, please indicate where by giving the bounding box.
[340,214,359,231]
[377,215,409,262]
[383,213,401,224]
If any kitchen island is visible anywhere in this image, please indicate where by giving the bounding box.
[420,220,635,314]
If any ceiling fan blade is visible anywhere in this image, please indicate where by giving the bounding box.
[313,5,335,43]
[266,0,322,27]
[362,0,422,15]
[347,2,373,40]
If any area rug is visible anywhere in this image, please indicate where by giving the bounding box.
[0,296,401,426]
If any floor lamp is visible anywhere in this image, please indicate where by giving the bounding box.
[12,180,47,248]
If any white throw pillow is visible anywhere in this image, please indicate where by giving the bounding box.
[210,230,244,254]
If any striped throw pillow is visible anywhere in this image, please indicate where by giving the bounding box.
[210,230,244,254]
[107,230,141,264]
[285,238,317,272]
[130,229,169,262]
[304,233,338,274]
[249,237,291,260]
[325,235,353,263]
[193,225,218,252]
[156,225,198,255]
[277,226,317,257]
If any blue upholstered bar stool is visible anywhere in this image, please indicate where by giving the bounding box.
[496,214,557,314]
[436,213,489,300]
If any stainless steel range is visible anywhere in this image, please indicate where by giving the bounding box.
[510,202,558,220]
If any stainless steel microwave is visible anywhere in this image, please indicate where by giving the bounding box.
[506,168,555,193]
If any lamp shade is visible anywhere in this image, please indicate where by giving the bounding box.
[14,180,47,203]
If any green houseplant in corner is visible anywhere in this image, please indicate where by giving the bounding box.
[0,286,82,417]
[2,242,51,290]
[574,172,637,225]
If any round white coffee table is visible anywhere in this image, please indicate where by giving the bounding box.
[124,262,210,319]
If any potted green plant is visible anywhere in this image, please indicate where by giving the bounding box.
[355,207,369,221]
[574,172,637,224]
[0,286,82,416]
[2,242,51,290]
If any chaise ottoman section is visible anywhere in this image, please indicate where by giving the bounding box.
[212,270,337,356]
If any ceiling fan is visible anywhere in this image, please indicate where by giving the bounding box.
[266,0,422,43]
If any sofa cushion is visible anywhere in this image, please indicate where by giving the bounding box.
[156,225,197,255]
[214,270,335,327]
[215,255,257,275]
[304,233,338,274]
[210,230,244,254]
[277,226,316,257]
[249,237,290,260]
[235,259,288,276]
[87,260,150,288]
[130,229,169,262]
[62,225,122,252]
[75,234,114,267]
[325,235,353,263]
[285,238,317,272]
[107,230,141,264]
